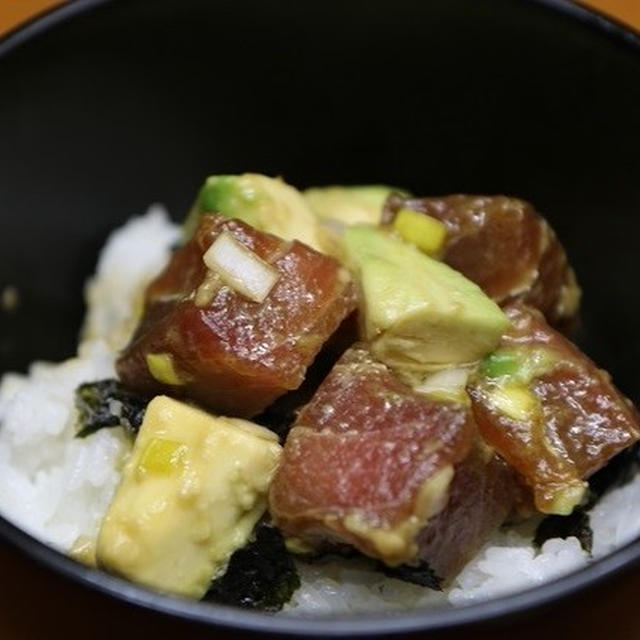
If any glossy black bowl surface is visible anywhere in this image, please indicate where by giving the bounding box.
[1,0,640,636]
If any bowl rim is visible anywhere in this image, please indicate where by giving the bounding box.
[1,0,640,636]
[1,0,640,57]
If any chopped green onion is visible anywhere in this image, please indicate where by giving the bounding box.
[146,352,186,385]
[138,438,188,475]
[392,208,447,255]
[483,349,521,378]
[488,385,537,422]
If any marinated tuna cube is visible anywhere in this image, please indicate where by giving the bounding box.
[416,445,519,581]
[116,215,355,418]
[468,303,640,515]
[383,194,581,329]
[269,344,517,581]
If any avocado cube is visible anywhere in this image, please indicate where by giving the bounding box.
[96,396,282,598]
[341,226,510,370]
[184,173,324,252]
[304,185,405,227]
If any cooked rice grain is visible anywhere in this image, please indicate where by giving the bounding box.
[0,206,638,613]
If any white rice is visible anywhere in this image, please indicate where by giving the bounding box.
[82,205,181,351]
[0,206,179,551]
[1,205,639,613]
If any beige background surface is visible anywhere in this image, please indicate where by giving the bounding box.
[1,1,640,639]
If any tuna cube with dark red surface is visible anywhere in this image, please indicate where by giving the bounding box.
[468,303,640,515]
[270,343,518,583]
[117,214,356,418]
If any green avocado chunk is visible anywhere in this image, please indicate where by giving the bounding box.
[304,185,406,227]
[184,173,324,252]
[341,226,511,370]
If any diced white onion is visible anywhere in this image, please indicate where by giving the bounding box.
[203,231,280,303]
[413,367,470,396]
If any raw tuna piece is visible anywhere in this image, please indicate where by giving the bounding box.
[383,194,580,329]
[468,303,640,514]
[269,344,518,581]
[117,215,355,418]
[416,445,518,581]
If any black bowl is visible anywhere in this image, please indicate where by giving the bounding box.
[1,0,640,636]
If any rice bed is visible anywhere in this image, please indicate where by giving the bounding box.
[1,207,639,614]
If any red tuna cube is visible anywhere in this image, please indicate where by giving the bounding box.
[116,214,355,418]
[468,302,640,514]
[383,194,580,330]
[270,344,518,580]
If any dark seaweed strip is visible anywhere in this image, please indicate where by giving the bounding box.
[75,379,148,438]
[205,525,300,611]
[534,443,640,553]
[534,509,593,554]
[588,443,640,501]
[298,548,442,591]
[376,561,443,591]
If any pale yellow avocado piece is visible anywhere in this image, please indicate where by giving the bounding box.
[303,185,402,227]
[341,226,510,369]
[96,396,282,599]
[183,173,325,253]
